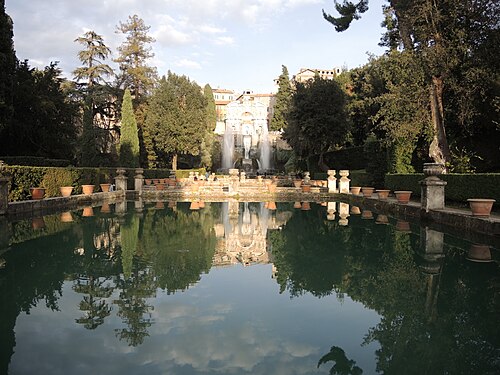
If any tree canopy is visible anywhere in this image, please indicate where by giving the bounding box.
[143,72,207,170]
[283,77,350,165]
[119,89,140,167]
[114,14,157,100]
[270,65,292,131]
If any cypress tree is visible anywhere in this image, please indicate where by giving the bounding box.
[0,0,16,137]
[119,89,140,167]
[270,65,292,131]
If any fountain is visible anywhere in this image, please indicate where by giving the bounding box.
[219,94,273,175]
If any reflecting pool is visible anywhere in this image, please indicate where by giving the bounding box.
[0,201,499,374]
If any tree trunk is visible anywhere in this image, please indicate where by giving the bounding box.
[172,154,177,171]
[428,76,451,168]
[317,152,329,172]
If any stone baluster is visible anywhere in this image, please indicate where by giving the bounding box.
[338,202,350,226]
[115,168,128,191]
[134,168,144,195]
[240,171,246,183]
[420,163,447,212]
[338,170,350,193]
[303,171,311,185]
[327,201,336,221]
[327,170,337,193]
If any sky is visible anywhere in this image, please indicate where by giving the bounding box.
[6,0,387,94]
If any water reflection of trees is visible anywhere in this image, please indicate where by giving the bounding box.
[271,204,500,374]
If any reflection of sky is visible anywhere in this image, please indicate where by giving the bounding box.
[10,265,380,375]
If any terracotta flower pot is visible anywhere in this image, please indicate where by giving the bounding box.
[32,217,46,230]
[30,187,45,200]
[82,185,94,195]
[376,189,390,199]
[376,214,389,224]
[59,186,73,197]
[100,203,111,213]
[268,183,277,193]
[395,191,412,204]
[467,244,493,262]
[350,186,361,195]
[190,201,200,210]
[82,206,94,217]
[60,211,73,222]
[350,206,361,215]
[361,187,375,197]
[293,201,302,209]
[145,179,152,185]
[467,199,495,217]
[267,201,277,210]
[361,210,373,219]
[395,220,411,232]
[100,183,111,192]
[301,202,311,210]
[301,185,311,193]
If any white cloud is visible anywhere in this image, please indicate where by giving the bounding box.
[213,36,235,46]
[174,58,202,69]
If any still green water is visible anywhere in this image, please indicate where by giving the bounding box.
[0,201,498,375]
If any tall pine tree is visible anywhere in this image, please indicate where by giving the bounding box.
[119,89,140,167]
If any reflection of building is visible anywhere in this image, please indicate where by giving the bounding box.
[292,67,343,84]
[212,202,290,267]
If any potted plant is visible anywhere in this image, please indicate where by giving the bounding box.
[467,199,495,217]
[82,184,95,195]
[30,187,45,200]
[376,189,390,199]
[350,186,361,195]
[60,186,74,197]
[361,187,375,197]
[100,183,111,192]
[395,191,412,204]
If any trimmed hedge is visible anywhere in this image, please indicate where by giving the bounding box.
[0,156,71,167]
[385,173,500,203]
[4,166,209,201]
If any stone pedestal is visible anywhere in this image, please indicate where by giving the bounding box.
[303,172,311,185]
[338,202,350,226]
[115,169,128,191]
[134,168,144,194]
[420,163,447,212]
[0,176,10,215]
[228,169,240,193]
[327,170,337,193]
[338,170,350,194]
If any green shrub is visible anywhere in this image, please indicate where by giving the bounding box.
[41,168,78,197]
[385,173,500,203]
[175,168,206,179]
[350,170,373,187]
[6,166,47,201]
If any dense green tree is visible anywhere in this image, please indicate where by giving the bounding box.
[0,61,78,159]
[73,30,113,87]
[323,0,500,169]
[143,72,207,170]
[0,0,15,135]
[283,77,350,170]
[119,89,140,167]
[270,65,292,131]
[114,14,157,100]
[201,84,217,169]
